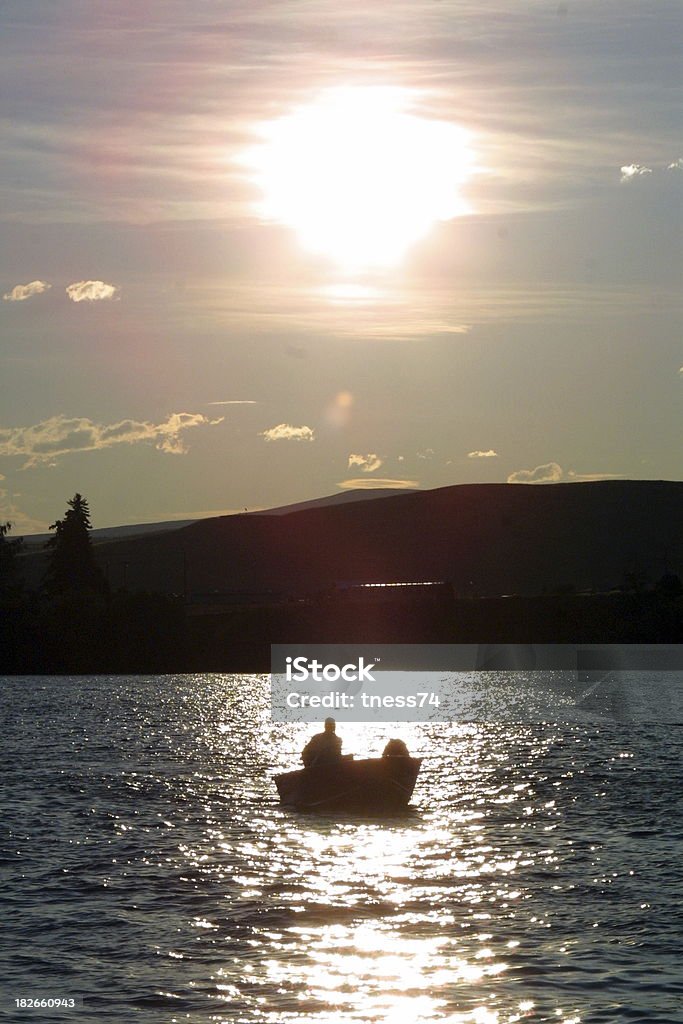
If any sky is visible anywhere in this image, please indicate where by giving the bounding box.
[1,0,681,533]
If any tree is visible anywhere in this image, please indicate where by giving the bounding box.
[0,521,24,597]
[621,568,647,595]
[44,493,107,595]
[656,572,683,601]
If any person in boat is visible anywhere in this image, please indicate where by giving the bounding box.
[382,738,410,757]
[301,717,343,768]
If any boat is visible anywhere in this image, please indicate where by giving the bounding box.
[274,755,422,812]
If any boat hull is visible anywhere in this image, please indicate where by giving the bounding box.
[275,756,422,812]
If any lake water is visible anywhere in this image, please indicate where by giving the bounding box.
[1,675,682,1023]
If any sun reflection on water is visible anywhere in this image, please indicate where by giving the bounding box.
[144,677,671,1023]
[6,674,679,1024]
[202,721,535,1022]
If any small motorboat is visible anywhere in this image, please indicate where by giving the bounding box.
[274,755,422,812]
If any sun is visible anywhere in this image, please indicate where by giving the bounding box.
[244,86,474,271]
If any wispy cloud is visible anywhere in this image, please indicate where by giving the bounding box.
[507,462,564,484]
[338,478,419,491]
[417,448,435,460]
[348,453,382,473]
[260,423,314,442]
[565,470,625,482]
[508,463,624,484]
[0,487,47,535]
[0,412,222,468]
[193,279,473,341]
[668,158,683,171]
[207,400,258,406]
[66,280,119,302]
[620,164,653,183]
[3,280,51,302]
[468,449,498,458]
[2,0,680,233]
[176,280,675,339]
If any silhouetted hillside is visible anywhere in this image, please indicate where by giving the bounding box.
[17,480,682,598]
[249,487,419,516]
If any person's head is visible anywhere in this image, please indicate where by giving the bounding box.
[383,738,409,757]
[324,717,336,732]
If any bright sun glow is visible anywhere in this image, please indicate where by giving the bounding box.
[245,86,474,270]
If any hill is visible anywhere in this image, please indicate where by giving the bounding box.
[16,487,402,549]
[249,487,419,517]
[17,480,683,597]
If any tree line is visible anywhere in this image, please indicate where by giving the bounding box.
[0,494,186,673]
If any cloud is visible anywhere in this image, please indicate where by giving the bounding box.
[417,448,435,460]
[0,488,47,535]
[619,159,683,183]
[507,462,563,484]
[3,280,51,302]
[66,280,119,302]
[507,463,624,484]
[468,449,498,459]
[2,0,681,235]
[620,164,653,183]
[260,423,314,442]
[4,279,121,304]
[337,478,419,491]
[565,470,625,482]
[348,453,383,473]
[0,412,222,468]
[207,400,258,406]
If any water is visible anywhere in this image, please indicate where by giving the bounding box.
[1,675,682,1024]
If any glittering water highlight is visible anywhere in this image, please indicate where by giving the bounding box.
[1,675,681,1023]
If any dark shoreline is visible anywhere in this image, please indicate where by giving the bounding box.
[2,591,681,675]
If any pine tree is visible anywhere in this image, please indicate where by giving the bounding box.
[44,493,106,595]
[0,521,24,597]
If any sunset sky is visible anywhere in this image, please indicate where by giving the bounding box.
[1,0,681,533]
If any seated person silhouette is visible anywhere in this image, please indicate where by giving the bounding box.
[301,717,343,768]
[382,738,410,757]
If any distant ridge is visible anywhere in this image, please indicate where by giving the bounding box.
[18,518,198,549]
[17,480,683,597]
[17,488,408,546]
[248,487,419,517]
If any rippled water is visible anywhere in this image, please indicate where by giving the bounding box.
[1,675,682,1023]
